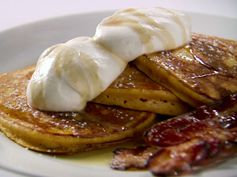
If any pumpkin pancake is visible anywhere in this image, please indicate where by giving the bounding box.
[135,33,237,106]
[0,66,155,154]
[93,64,189,115]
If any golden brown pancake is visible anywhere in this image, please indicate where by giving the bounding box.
[135,33,237,106]
[1,33,235,154]
[93,64,189,115]
[0,66,155,154]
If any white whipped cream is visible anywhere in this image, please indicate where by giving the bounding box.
[27,7,191,111]
[95,7,191,61]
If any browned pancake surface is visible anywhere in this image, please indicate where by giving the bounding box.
[94,64,189,115]
[135,33,237,106]
[110,64,166,90]
[0,67,155,153]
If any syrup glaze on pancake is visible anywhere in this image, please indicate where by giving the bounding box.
[135,33,237,106]
[110,64,166,90]
[0,66,155,153]
[93,64,189,115]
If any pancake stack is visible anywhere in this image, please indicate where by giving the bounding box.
[0,33,236,153]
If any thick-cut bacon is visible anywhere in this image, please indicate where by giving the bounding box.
[148,139,208,175]
[111,94,237,176]
[148,139,236,176]
[111,146,158,170]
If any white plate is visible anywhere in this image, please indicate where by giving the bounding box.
[0,11,237,177]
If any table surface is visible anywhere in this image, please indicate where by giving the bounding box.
[0,0,236,176]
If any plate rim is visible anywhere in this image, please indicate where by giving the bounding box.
[0,10,237,177]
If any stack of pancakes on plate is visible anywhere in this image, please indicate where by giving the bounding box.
[0,33,236,153]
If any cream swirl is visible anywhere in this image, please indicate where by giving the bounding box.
[27,7,191,111]
[95,7,191,61]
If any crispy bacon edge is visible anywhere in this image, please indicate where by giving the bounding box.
[111,94,237,176]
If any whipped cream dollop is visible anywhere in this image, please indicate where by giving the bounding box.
[27,7,191,111]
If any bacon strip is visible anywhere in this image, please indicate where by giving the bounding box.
[148,139,236,176]
[111,94,237,175]
[111,146,158,170]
